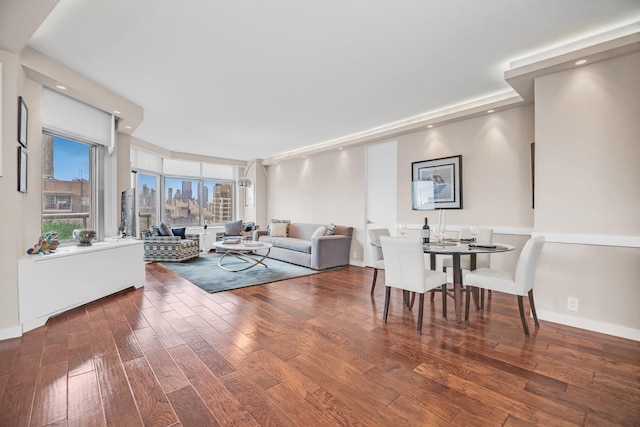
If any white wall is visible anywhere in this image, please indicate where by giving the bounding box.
[534,52,640,339]
[269,147,366,263]
[0,51,23,337]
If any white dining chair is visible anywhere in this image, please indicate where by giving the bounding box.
[368,228,390,295]
[380,236,447,334]
[464,236,545,337]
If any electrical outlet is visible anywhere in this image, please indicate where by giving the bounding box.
[567,297,579,311]
[352,251,357,258]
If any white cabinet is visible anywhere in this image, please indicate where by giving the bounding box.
[18,239,144,333]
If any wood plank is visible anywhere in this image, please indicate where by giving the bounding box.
[67,371,105,427]
[166,386,221,427]
[29,361,68,427]
[110,321,144,362]
[189,372,258,427]
[144,349,190,393]
[102,391,143,427]
[94,353,130,397]
[122,357,178,426]
[218,371,296,427]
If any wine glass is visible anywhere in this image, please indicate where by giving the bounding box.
[398,223,407,236]
[471,225,480,242]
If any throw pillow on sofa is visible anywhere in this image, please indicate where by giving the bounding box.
[326,223,337,235]
[159,223,174,236]
[311,226,327,239]
[224,220,243,236]
[172,227,186,239]
[270,222,288,237]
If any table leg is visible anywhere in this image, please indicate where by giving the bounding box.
[453,254,463,323]
[430,253,447,321]
[470,254,480,310]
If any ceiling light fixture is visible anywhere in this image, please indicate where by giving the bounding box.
[55,85,66,90]
[487,109,495,113]
[575,59,588,66]
[427,124,434,128]
[113,110,121,115]
[125,125,131,129]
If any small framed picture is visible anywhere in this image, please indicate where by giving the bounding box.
[18,96,28,147]
[412,155,463,209]
[18,146,27,193]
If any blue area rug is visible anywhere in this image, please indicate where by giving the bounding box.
[159,253,323,293]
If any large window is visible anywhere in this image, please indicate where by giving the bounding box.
[137,172,158,231]
[203,180,234,225]
[163,177,200,226]
[131,148,239,228]
[41,134,95,240]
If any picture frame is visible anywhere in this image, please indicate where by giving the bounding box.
[18,146,27,193]
[411,155,462,209]
[18,96,28,147]
[244,183,255,207]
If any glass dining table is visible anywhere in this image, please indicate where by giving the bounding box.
[423,241,515,323]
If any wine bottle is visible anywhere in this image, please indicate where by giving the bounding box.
[422,218,430,244]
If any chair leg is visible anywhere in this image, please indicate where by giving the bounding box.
[370,268,378,295]
[408,292,416,310]
[528,289,540,327]
[383,287,391,323]
[464,286,472,323]
[417,293,425,335]
[430,289,435,302]
[441,284,447,321]
[517,295,531,338]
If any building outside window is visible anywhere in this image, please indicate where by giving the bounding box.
[41,134,94,240]
[137,172,158,231]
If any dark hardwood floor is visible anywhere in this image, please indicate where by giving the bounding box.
[1,263,638,426]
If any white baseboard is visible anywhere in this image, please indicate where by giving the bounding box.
[0,325,23,341]
[349,260,366,268]
[538,310,640,342]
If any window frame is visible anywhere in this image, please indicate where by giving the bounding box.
[41,131,101,243]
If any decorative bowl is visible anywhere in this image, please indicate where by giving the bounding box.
[73,229,97,246]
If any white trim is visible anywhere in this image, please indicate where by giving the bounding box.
[0,325,23,340]
[403,226,639,248]
[538,310,640,342]
[406,224,533,236]
[533,232,640,248]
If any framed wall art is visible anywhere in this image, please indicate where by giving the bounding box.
[18,96,28,147]
[18,146,27,192]
[411,155,462,209]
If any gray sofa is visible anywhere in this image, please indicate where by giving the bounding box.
[254,223,353,270]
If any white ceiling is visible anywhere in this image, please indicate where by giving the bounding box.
[27,0,640,161]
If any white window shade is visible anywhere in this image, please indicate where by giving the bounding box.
[202,163,234,180]
[163,158,200,177]
[131,148,163,173]
[42,87,112,146]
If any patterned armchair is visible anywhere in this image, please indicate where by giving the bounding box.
[141,226,200,262]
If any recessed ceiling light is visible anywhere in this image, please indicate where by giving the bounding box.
[575,59,588,66]
[125,125,131,129]
[55,85,66,90]
[113,110,121,115]
[487,109,495,113]
[338,147,343,150]
[427,124,434,128]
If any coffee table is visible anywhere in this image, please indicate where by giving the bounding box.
[213,241,273,272]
